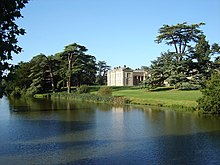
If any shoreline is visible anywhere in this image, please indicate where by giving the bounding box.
[35,91,198,112]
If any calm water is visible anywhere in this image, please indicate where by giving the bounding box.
[0,96,220,165]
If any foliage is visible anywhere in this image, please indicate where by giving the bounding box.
[197,72,220,114]
[0,0,29,77]
[3,43,98,96]
[60,43,97,93]
[155,22,205,55]
[0,80,6,98]
[10,87,22,97]
[51,93,128,105]
[149,23,220,89]
[97,86,112,96]
[77,85,90,94]
[145,51,176,87]
[96,61,111,85]
[176,82,201,90]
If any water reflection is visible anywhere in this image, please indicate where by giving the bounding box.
[0,96,219,164]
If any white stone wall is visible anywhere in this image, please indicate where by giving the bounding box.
[107,67,147,86]
[107,68,125,86]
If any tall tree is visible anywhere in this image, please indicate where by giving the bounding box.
[146,51,176,87]
[155,22,205,62]
[61,43,88,93]
[27,54,49,95]
[3,61,31,96]
[188,35,213,86]
[96,61,110,85]
[0,0,29,77]
[212,44,220,71]
[74,54,97,86]
[42,55,60,93]
[152,22,220,88]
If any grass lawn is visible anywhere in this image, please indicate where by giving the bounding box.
[112,88,202,108]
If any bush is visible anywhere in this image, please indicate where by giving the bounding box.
[77,85,90,94]
[176,82,201,90]
[10,87,22,97]
[197,73,220,114]
[97,86,112,96]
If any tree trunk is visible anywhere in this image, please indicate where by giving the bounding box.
[67,53,72,94]
[50,71,55,93]
[67,76,71,94]
[47,63,55,93]
[171,35,179,54]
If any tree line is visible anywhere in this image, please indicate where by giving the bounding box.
[2,43,110,96]
[145,22,220,90]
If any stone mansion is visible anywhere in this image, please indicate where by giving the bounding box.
[107,65,147,86]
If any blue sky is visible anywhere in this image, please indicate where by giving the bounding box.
[14,0,220,69]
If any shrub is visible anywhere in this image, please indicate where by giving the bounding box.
[176,82,201,90]
[97,86,112,96]
[10,87,22,97]
[197,73,220,114]
[77,85,90,94]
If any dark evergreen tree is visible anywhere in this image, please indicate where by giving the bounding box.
[96,61,111,85]
[197,72,220,114]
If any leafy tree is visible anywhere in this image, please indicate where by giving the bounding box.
[0,0,29,77]
[155,22,205,62]
[42,55,60,93]
[153,22,206,88]
[197,72,220,114]
[74,54,97,86]
[2,62,31,96]
[152,22,220,89]
[3,42,98,96]
[96,61,111,85]
[146,51,183,87]
[9,61,31,89]
[188,35,214,86]
[212,44,220,71]
[61,43,96,93]
[26,54,62,94]
[54,52,66,90]
[3,54,60,96]
[26,54,49,95]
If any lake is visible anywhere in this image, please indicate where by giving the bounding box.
[0,96,220,164]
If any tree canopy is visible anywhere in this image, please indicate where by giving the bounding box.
[147,22,220,89]
[155,22,205,55]
[0,0,29,77]
[3,42,110,96]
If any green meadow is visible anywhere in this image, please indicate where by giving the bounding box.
[41,86,203,111]
[111,87,202,108]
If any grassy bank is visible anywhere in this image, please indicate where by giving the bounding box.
[36,86,202,111]
[112,88,202,109]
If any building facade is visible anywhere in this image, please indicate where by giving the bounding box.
[107,66,147,86]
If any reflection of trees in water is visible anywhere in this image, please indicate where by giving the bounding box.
[9,97,56,112]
